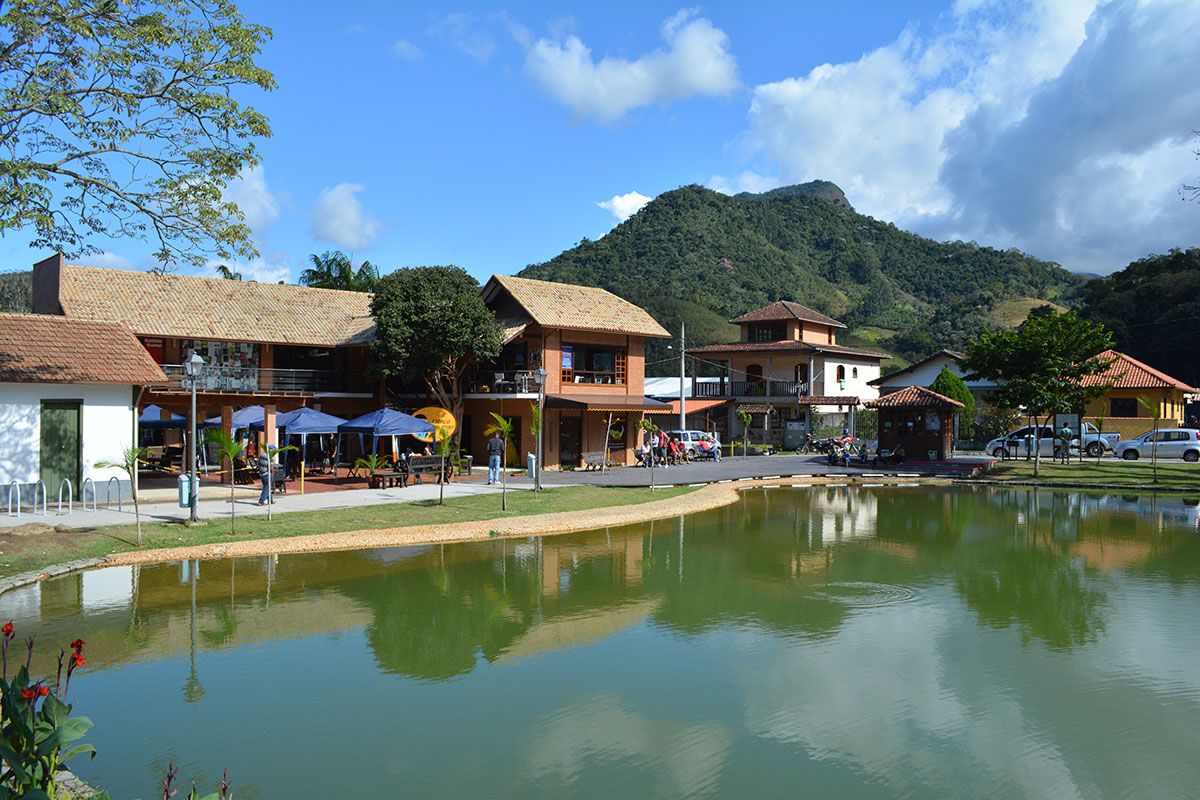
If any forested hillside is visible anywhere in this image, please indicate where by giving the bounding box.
[1078,248,1200,386]
[519,183,1079,370]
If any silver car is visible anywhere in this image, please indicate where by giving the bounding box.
[1115,429,1200,462]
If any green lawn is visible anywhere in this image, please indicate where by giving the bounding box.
[984,458,1200,492]
[0,485,695,580]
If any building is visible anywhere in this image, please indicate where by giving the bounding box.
[457,275,671,469]
[867,385,963,461]
[1081,349,1198,439]
[0,313,167,500]
[870,349,997,406]
[687,301,888,447]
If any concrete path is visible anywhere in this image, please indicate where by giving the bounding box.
[0,480,533,530]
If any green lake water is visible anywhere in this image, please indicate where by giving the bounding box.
[5,486,1200,799]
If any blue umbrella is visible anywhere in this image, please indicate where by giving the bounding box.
[338,408,436,437]
[203,405,267,431]
[139,404,185,429]
[249,407,347,435]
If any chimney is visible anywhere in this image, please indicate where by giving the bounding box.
[31,252,65,315]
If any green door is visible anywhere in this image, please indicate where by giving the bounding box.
[40,401,81,492]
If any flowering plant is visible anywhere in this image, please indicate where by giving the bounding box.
[0,622,95,798]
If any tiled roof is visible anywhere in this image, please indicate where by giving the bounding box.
[1081,349,1199,392]
[487,275,670,338]
[796,395,861,406]
[688,340,889,359]
[730,301,846,329]
[56,265,374,347]
[0,313,167,384]
[866,385,964,410]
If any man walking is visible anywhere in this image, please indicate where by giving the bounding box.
[257,447,273,506]
[487,430,504,485]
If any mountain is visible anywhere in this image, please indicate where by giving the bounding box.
[519,182,1080,371]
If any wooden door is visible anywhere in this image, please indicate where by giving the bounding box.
[40,400,82,493]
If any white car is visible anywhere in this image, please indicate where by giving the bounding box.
[985,426,1059,459]
[669,430,722,459]
[1114,429,1200,462]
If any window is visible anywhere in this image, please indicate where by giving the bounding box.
[748,323,784,342]
[561,344,627,385]
[852,367,858,379]
[1110,398,1137,418]
[836,365,846,380]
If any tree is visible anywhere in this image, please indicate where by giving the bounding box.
[1138,394,1163,484]
[214,264,243,281]
[204,429,244,535]
[0,0,276,267]
[299,251,379,292]
[371,266,502,439]
[484,413,512,511]
[964,310,1113,478]
[97,446,149,545]
[929,366,976,444]
[735,408,753,457]
[528,401,543,491]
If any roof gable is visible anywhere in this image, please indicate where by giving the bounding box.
[0,313,167,384]
[1082,349,1199,393]
[485,275,669,338]
[730,300,846,329]
[867,385,964,410]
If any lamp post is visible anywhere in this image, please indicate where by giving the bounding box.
[185,353,205,522]
[534,367,547,492]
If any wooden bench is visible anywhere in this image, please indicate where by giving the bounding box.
[368,470,408,489]
[408,455,451,483]
[581,451,611,471]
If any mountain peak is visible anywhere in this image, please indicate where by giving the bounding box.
[735,180,852,210]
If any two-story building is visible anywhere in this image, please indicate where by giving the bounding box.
[460,275,671,469]
[687,301,888,446]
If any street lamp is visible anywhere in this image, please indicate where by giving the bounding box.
[185,353,205,522]
[533,367,547,492]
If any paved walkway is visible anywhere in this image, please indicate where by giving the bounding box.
[0,480,528,530]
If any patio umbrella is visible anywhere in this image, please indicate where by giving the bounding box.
[338,410,436,471]
[203,405,267,431]
[138,405,185,429]
[265,408,348,493]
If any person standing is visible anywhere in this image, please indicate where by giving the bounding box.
[487,430,504,485]
[257,448,273,506]
[1057,422,1073,464]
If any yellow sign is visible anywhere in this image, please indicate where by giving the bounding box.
[413,406,457,442]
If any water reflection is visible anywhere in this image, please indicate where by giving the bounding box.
[5,486,1200,799]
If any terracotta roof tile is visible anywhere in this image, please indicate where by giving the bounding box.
[488,275,669,338]
[866,385,964,410]
[730,300,846,328]
[0,313,167,384]
[1080,350,1199,393]
[57,265,374,347]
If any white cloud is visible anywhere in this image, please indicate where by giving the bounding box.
[392,39,423,60]
[598,191,652,222]
[429,12,497,64]
[223,164,279,233]
[735,0,1200,273]
[88,250,130,269]
[204,254,291,285]
[311,183,381,251]
[708,171,779,196]
[524,9,740,123]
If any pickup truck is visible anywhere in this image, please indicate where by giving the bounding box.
[985,422,1120,458]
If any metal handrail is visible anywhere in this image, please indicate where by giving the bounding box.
[81,478,97,512]
[58,478,73,514]
[156,364,341,393]
[105,477,122,511]
[32,480,47,516]
[6,481,19,518]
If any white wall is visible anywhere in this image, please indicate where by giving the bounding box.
[815,356,881,403]
[876,355,998,392]
[0,383,135,488]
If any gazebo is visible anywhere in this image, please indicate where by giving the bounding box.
[867,386,964,461]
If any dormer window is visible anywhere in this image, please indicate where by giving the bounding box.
[748,323,784,342]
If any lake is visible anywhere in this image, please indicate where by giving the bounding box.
[5,485,1200,799]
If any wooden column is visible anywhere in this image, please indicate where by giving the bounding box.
[264,405,278,449]
[220,404,234,485]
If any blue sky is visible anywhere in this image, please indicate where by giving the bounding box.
[4,0,1199,282]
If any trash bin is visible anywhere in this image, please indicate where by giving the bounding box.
[526,452,537,477]
[177,474,192,508]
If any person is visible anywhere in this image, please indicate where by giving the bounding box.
[634,443,647,466]
[658,429,671,468]
[891,443,906,465]
[256,448,273,505]
[710,434,722,462]
[486,431,504,485]
[1057,422,1073,464]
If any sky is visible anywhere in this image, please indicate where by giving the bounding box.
[4,0,1200,283]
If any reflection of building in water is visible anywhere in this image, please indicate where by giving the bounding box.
[805,487,879,547]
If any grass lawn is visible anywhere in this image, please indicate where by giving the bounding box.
[0,485,695,580]
[984,458,1200,492]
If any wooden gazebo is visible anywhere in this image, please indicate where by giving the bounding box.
[867,386,964,461]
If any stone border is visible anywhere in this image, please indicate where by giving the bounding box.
[0,477,945,595]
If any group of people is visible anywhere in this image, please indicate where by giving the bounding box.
[634,429,721,468]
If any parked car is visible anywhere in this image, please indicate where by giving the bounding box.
[669,430,722,459]
[1114,429,1200,462]
[986,422,1120,459]
[1076,422,1122,457]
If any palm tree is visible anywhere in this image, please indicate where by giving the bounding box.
[354,452,387,482]
[1138,394,1163,484]
[97,446,150,545]
[205,429,246,536]
[485,412,513,511]
[213,264,243,281]
[435,428,453,505]
[528,401,543,491]
[299,251,379,292]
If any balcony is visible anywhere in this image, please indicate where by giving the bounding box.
[694,380,808,398]
[467,370,542,395]
[156,364,342,394]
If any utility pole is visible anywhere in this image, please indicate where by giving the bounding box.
[678,321,686,433]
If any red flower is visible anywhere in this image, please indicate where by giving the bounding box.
[70,653,85,668]
[1,621,12,637]
[70,639,85,652]
[19,688,35,700]
[37,685,49,697]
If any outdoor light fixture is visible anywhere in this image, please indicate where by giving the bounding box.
[186,353,205,522]
[534,367,547,492]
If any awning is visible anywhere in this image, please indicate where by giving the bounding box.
[657,398,730,415]
[203,405,267,430]
[339,408,436,437]
[138,404,185,429]
[796,396,860,406]
[737,404,776,414]
[547,393,672,413]
[248,407,347,434]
